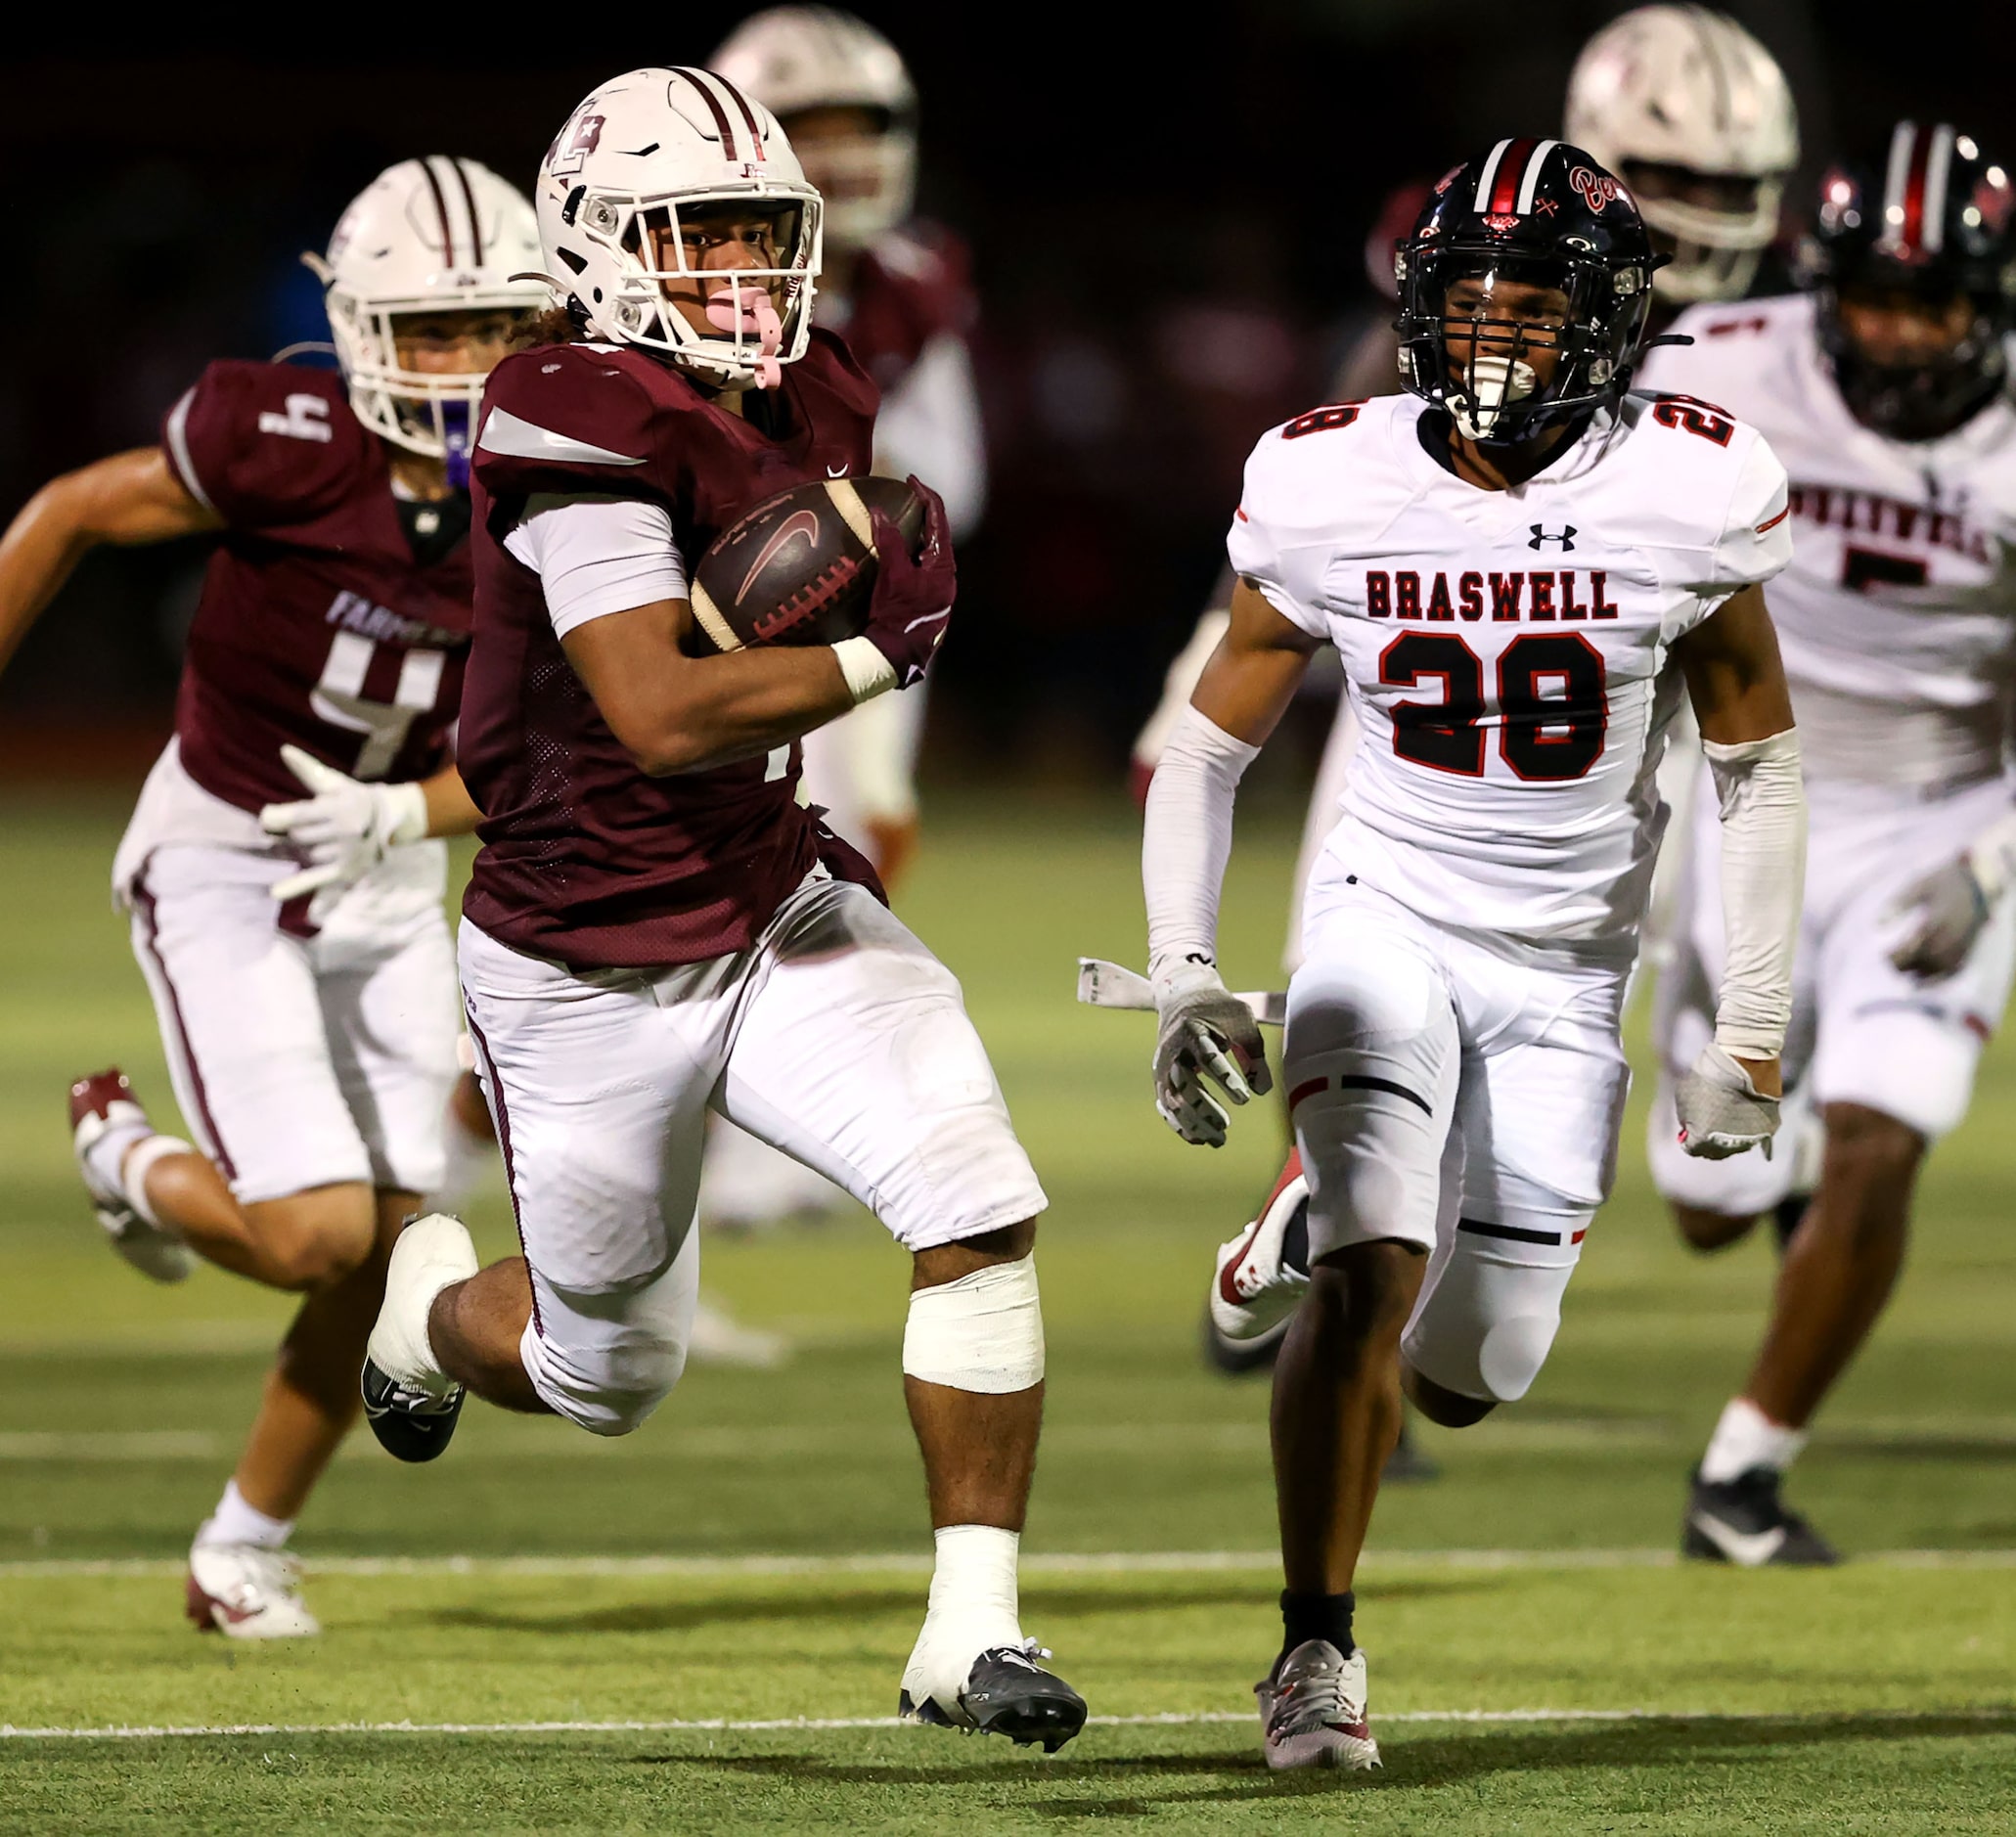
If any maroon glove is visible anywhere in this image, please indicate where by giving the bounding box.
[863,477,956,689]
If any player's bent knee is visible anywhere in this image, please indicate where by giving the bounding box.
[1822,1101,1926,1173]
[517,1302,690,1437]
[243,1186,379,1289]
[1403,1365,1498,1428]
[1672,1202,1759,1253]
[902,1252,1044,1393]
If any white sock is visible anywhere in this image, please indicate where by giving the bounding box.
[195,1479,293,1551]
[83,1117,152,1202]
[1700,1397,1807,1484]
[122,1134,196,1232]
[924,1524,1023,1642]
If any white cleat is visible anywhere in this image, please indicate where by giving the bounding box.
[67,1068,192,1284]
[361,1214,476,1463]
[687,1293,790,1368]
[185,1544,321,1639]
[1204,1156,1311,1371]
[1257,1639,1381,1771]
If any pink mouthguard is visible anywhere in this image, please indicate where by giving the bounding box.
[704,288,784,388]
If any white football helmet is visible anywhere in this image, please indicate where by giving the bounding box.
[315,157,544,469]
[534,67,822,389]
[1565,5,1799,303]
[711,8,917,247]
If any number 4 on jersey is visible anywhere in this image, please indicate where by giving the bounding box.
[311,631,446,780]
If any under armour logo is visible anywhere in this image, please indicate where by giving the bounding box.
[1528,524,1577,550]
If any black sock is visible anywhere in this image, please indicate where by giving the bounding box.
[1771,1193,1812,1254]
[1278,1588,1355,1668]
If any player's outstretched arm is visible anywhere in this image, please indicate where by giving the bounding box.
[0,448,221,678]
[1671,584,1804,1152]
[1142,578,1320,1146]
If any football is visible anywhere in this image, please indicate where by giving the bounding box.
[688,475,926,653]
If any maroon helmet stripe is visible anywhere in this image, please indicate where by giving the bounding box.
[714,72,769,161]
[671,66,739,159]
[449,157,486,260]
[418,157,457,266]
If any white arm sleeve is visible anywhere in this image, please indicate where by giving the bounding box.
[1704,728,1806,1057]
[502,492,688,641]
[1143,704,1261,983]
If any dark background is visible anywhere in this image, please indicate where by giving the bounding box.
[1,1,2006,784]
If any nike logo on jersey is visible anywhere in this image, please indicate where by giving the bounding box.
[1688,1510,1787,1566]
[1365,568,1619,622]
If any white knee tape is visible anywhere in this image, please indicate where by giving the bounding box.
[902,1254,1045,1393]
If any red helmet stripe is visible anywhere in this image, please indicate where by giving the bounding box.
[418,157,457,267]
[1884,120,1927,256]
[1490,137,1541,216]
[670,66,740,160]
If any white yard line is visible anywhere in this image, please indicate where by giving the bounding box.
[6,1707,2013,1742]
[6,1547,2016,1580]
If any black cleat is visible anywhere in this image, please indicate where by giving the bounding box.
[1681,1464,1840,1567]
[899,1644,1088,1753]
[361,1357,465,1463]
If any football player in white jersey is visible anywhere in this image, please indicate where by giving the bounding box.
[695,6,989,1231]
[1142,142,1805,1770]
[1638,124,2016,1565]
[1144,5,1801,1378]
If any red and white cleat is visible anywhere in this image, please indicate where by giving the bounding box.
[186,1543,321,1639]
[1203,1153,1310,1372]
[1257,1638,1380,1771]
[67,1068,191,1284]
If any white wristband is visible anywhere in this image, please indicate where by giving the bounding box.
[832,636,897,705]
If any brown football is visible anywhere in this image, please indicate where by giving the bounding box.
[688,476,926,653]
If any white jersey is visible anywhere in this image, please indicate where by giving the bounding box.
[1229,392,1790,942]
[1639,293,2016,792]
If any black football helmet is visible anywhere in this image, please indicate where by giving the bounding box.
[1396,139,1658,446]
[1802,122,2016,441]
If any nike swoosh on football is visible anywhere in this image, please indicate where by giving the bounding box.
[827,464,849,477]
[1691,1511,1787,1566]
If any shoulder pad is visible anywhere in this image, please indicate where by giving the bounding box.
[474,345,667,498]
[161,361,367,527]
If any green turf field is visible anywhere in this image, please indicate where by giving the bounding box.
[3,788,2015,1833]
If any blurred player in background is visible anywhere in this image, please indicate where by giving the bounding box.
[1170,3,1801,1386]
[1143,144,1802,1767]
[0,159,542,1635]
[360,68,1083,1752]
[700,5,988,1230]
[1640,125,2016,1565]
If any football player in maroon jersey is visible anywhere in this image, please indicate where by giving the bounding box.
[359,68,1084,1753]
[700,7,987,1231]
[0,158,543,1637]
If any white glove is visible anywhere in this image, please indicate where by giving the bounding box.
[1886,857,1992,980]
[1675,1042,1780,1160]
[1151,960,1272,1148]
[260,743,428,909]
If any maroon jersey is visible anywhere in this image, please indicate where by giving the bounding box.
[160,363,471,811]
[460,330,879,969]
[821,223,975,392]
